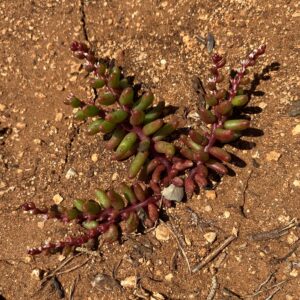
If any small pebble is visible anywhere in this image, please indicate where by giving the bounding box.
[91,153,98,162]
[151,292,165,300]
[287,232,298,245]
[258,102,267,109]
[223,211,230,218]
[205,190,216,200]
[164,273,174,282]
[293,180,300,187]
[288,100,300,117]
[37,221,45,229]
[24,256,32,263]
[184,235,192,246]
[0,181,7,189]
[153,76,159,83]
[292,124,300,135]
[53,193,63,204]
[0,103,6,111]
[204,232,217,243]
[31,268,43,280]
[160,59,167,65]
[120,276,137,288]
[266,151,281,161]
[155,224,170,241]
[55,112,63,122]
[289,269,298,277]
[65,168,77,179]
[204,205,212,212]
[16,122,26,129]
[111,172,118,181]
[33,139,42,145]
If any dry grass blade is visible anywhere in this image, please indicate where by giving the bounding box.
[160,219,191,274]
[56,256,91,276]
[40,253,81,287]
[69,275,80,300]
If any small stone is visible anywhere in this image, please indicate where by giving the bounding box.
[286,295,294,300]
[0,181,7,189]
[232,227,239,237]
[31,268,43,280]
[111,172,118,181]
[266,150,281,161]
[287,232,298,245]
[288,100,300,117]
[16,122,26,129]
[164,273,174,282]
[70,63,81,74]
[0,103,6,111]
[258,102,267,109]
[184,235,192,246]
[292,124,300,135]
[223,211,230,218]
[151,292,165,300]
[204,205,212,212]
[289,269,298,277]
[120,275,137,288]
[55,112,63,122]
[33,139,41,145]
[58,254,66,261]
[56,85,64,91]
[91,153,98,162]
[35,92,46,99]
[37,221,45,229]
[153,76,159,83]
[160,59,167,65]
[53,193,63,204]
[69,75,78,82]
[65,168,77,179]
[155,224,170,241]
[293,179,300,187]
[24,256,32,263]
[205,190,216,200]
[204,232,217,243]
[161,184,184,202]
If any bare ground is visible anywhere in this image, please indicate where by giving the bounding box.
[0,0,300,299]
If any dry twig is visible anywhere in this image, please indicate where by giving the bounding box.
[245,279,287,298]
[250,218,298,241]
[192,234,237,273]
[272,239,300,264]
[265,287,282,300]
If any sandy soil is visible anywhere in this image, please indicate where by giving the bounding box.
[0,0,300,299]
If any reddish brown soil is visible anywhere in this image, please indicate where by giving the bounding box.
[0,0,300,299]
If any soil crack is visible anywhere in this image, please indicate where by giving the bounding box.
[64,126,80,168]
[79,0,89,42]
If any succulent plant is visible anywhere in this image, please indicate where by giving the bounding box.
[22,41,266,255]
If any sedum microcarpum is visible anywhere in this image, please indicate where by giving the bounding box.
[22,41,266,255]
